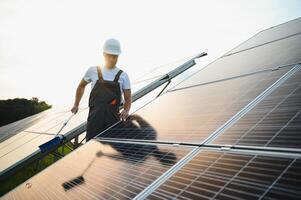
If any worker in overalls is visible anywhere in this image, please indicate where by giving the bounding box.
[71,38,132,141]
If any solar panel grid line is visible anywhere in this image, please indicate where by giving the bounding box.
[182,170,267,194]
[202,64,301,145]
[209,156,258,199]
[264,110,301,147]
[230,80,301,146]
[257,158,297,200]
[223,32,301,57]
[133,147,201,200]
[146,150,301,200]
[145,150,248,200]
[212,65,301,149]
[107,149,177,200]
[173,150,228,199]
[91,143,189,198]
[167,61,299,93]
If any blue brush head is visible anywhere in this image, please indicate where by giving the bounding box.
[39,136,63,153]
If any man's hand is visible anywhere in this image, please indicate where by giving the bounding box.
[71,105,79,114]
[121,89,132,121]
[119,109,129,121]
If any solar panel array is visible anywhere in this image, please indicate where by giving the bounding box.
[2,17,301,199]
[147,150,301,200]
[99,66,292,143]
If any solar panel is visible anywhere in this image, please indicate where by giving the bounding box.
[99,67,292,143]
[225,17,301,56]
[0,132,53,172]
[2,18,301,199]
[0,109,48,142]
[172,34,301,91]
[211,67,301,149]
[146,149,301,200]
[2,140,193,200]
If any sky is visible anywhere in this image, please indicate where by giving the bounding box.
[0,0,301,106]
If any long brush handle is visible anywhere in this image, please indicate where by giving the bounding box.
[55,113,75,136]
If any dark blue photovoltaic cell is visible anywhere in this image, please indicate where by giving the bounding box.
[225,17,301,55]
[2,140,193,200]
[147,150,301,200]
[99,67,290,143]
[212,68,301,149]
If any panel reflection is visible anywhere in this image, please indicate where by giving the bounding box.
[2,140,191,200]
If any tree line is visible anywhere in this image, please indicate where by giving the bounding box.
[0,97,51,127]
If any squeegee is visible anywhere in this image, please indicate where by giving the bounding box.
[38,113,75,153]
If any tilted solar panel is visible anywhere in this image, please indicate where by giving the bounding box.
[172,34,301,91]
[147,149,301,200]
[0,108,88,172]
[212,67,301,149]
[0,132,54,172]
[2,140,193,200]
[0,108,49,142]
[99,67,292,143]
[225,17,301,56]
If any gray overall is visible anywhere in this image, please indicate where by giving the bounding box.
[86,66,123,141]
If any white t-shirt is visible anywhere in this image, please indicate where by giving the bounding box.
[83,65,131,102]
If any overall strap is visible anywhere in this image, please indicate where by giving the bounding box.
[113,70,123,82]
[96,66,104,81]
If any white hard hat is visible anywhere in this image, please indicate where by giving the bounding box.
[103,38,121,55]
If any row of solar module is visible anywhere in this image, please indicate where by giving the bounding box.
[224,17,301,56]
[0,54,205,174]
[3,50,301,199]
[98,64,301,150]
[2,139,300,200]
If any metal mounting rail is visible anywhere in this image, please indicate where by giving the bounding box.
[0,52,207,181]
[97,138,301,159]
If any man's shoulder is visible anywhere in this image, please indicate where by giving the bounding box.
[120,70,129,79]
[116,67,129,77]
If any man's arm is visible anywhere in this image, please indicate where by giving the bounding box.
[71,79,88,114]
[120,89,132,120]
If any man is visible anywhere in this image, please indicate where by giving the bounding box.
[71,38,131,141]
